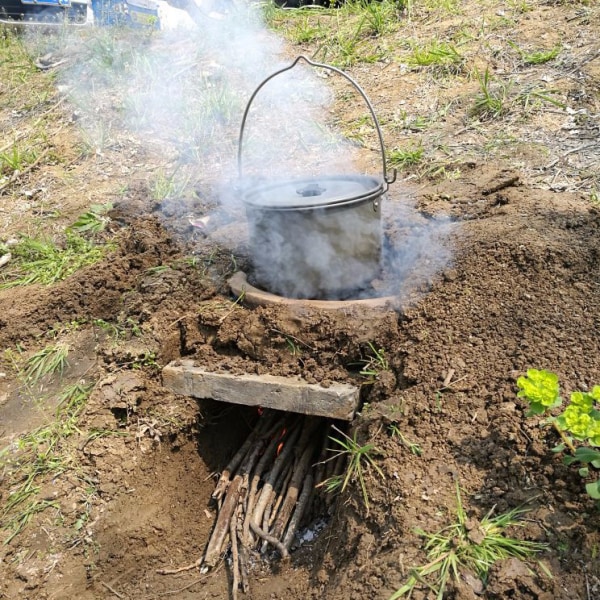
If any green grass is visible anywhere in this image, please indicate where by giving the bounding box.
[0,382,95,543]
[24,342,70,386]
[508,41,561,65]
[264,0,398,67]
[522,46,561,65]
[390,482,547,599]
[471,68,510,120]
[388,144,424,169]
[319,425,384,515]
[407,40,464,72]
[0,233,110,289]
[150,170,191,202]
[0,144,39,176]
[389,424,422,456]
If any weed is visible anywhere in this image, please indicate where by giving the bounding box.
[507,0,532,12]
[407,40,464,72]
[0,233,110,289]
[318,425,385,515]
[132,351,159,370]
[388,144,424,169]
[0,382,94,543]
[351,342,389,379]
[24,342,70,386]
[68,203,113,235]
[92,317,142,341]
[0,144,38,175]
[517,369,600,499]
[390,481,546,599]
[218,290,246,324]
[471,68,510,120]
[145,264,171,275]
[358,0,398,37]
[389,424,422,456]
[508,41,561,65]
[423,0,460,14]
[285,337,302,357]
[151,170,190,202]
[93,318,123,340]
[517,85,565,111]
[286,15,326,45]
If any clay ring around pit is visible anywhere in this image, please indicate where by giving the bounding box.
[228,271,399,311]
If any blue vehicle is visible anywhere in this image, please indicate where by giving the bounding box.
[0,0,92,24]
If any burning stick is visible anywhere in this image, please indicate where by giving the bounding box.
[251,422,303,532]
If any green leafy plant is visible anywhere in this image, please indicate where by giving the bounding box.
[391,481,546,599]
[68,203,113,235]
[517,369,600,499]
[318,425,384,515]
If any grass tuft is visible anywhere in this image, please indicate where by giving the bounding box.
[24,342,70,386]
[0,233,109,289]
[471,68,510,120]
[318,425,384,515]
[390,481,546,599]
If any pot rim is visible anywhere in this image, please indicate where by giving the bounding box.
[242,173,385,212]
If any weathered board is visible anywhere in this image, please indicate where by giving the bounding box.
[162,360,360,420]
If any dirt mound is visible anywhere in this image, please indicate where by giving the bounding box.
[2,2,600,599]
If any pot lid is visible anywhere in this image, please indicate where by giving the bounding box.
[242,174,384,210]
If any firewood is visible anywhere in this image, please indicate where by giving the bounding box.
[270,442,315,540]
[249,521,289,559]
[242,417,289,546]
[283,472,314,550]
[251,420,303,531]
[230,510,241,600]
[204,439,264,567]
[213,411,277,501]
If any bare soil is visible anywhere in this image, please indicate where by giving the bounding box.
[1,1,600,599]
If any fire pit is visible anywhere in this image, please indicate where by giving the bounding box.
[238,56,396,300]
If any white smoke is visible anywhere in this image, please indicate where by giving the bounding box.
[20,4,453,301]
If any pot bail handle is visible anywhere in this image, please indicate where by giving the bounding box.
[237,55,396,187]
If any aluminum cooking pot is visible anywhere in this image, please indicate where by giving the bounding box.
[238,55,396,300]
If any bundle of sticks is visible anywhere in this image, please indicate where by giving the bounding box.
[201,409,346,598]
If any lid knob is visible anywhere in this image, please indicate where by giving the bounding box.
[296,183,326,197]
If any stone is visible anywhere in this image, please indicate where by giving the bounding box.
[162,360,360,420]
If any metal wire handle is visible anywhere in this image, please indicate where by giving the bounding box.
[237,55,397,187]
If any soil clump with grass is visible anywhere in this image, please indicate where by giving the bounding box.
[1,1,600,599]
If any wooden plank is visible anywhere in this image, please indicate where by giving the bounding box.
[162,360,359,420]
